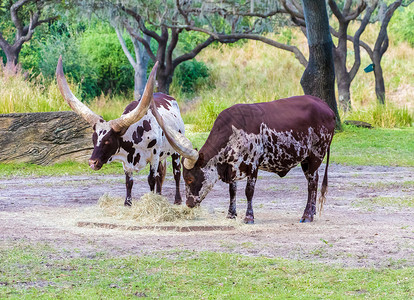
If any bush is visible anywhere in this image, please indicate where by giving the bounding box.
[171,60,211,96]
[78,23,134,98]
[390,5,414,47]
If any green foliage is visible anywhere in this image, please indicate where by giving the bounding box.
[390,5,414,47]
[1,244,413,298]
[171,59,212,95]
[78,23,134,98]
[3,16,135,99]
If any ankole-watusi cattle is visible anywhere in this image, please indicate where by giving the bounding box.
[56,57,184,206]
[151,95,336,223]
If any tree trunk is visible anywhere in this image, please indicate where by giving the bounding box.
[157,71,173,94]
[300,0,341,129]
[134,68,146,100]
[132,36,151,100]
[335,57,352,111]
[3,46,20,73]
[373,60,386,104]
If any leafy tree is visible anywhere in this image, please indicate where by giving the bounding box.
[0,0,57,72]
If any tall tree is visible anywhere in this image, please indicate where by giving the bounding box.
[300,0,341,129]
[328,0,369,112]
[0,0,57,72]
[360,0,412,104]
[285,0,412,106]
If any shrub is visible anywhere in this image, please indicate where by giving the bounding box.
[390,5,414,47]
[171,59,212,96]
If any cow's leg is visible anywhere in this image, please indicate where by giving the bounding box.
[172,153,182,205]
[227,181,238,219]
[155,160,166,194]
[300,161,319,223]
[244,171,258,224]
[124,171,133,206]
[148,164,156,193]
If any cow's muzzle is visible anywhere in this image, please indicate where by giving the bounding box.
[186,196,201,208]
[88,159,103,170]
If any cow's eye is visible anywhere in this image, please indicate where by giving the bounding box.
[186,178,193,184]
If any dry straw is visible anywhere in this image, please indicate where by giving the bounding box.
[98,192,203,223]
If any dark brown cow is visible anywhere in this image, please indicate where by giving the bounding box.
[151,95,336,223]
[56,58,184,205]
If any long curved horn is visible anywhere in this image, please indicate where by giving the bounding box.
[150,99,199,169]
[56,56,101,126]
[109,62,159,133]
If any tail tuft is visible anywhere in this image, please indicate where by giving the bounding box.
[318,146,330,216]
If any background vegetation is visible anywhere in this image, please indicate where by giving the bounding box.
[1,21,413,129]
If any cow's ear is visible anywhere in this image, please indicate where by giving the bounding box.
[197,153,205,167]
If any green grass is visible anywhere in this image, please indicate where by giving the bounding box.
[0,161,124,177]
[353,195,414,209]
[1,243,413,299]
[330,125,414,166]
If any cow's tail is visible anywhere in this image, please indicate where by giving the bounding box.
[318,146,330,215]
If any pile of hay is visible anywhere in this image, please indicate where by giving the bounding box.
[98,192,203,223]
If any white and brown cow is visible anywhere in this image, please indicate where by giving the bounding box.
[56,58,184,205]
[151,95,336,223]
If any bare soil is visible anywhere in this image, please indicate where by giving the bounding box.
[1,164,413,268]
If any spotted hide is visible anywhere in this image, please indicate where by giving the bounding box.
[91,93,184,205]
[153,95,336,223]
[56,59,183,206]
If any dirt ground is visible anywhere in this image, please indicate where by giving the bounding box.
[1,164,413,268]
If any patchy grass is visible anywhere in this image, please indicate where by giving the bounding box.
[0,161,124,177]
[330,125,414,166]
[1,243,413,299]
[353,195,414,209]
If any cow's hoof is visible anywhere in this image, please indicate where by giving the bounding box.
[299,217,313,223]
[124,199,132,207]
[174,200,182,205]
[226,213,237,219]
[243,217,254,224]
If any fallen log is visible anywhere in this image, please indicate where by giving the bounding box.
[0,111,93,165]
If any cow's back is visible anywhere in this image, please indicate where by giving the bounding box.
[228,96,335,133]
[200,96,335,164]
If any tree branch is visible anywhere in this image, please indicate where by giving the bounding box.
[124,21,156,62]
[173,36,216,68]
[330,27,373,58]
[114,25,137,69]
[345,0,367,22]
[328,0,345,23]
[122,6,162,42]
[349,1,377,80]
